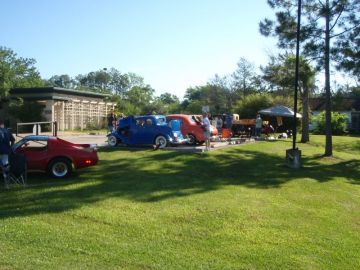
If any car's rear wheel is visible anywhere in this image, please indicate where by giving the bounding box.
[108,135,118,147]
[155,135,167,149]
[48,158,72,178]
[187,134,197,145]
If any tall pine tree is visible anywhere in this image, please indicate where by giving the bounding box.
[260,0,360,156]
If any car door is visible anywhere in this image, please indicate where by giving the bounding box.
[130,117,151,144]
[142,117,157,144]
[16,139,49,170]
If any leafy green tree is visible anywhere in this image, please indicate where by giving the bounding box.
[75,69,111,93]
[8,100,45,124]
[0,46,44,98]
[231,57,258,97]
[234,93,273,118]
[208,74,234,110]
[48,74,75,88]
[74,69,145,96]
[260,0,360,156]
[182,85,228,114]
[313,111,348,135]
[158,92,180,104]
[121,85,155,115]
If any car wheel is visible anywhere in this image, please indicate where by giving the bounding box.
[155,135,167,149]
[48,158,72,178]
[187,134,197,145]
[108,135,118,147]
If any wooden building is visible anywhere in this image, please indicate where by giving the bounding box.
[10,87,116,131]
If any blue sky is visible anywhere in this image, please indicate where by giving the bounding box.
[1,0,277,98]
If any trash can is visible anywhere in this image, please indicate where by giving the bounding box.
[286,148,301,169]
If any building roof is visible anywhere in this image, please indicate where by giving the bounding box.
[309,97,360,111]
[10,87,111,101]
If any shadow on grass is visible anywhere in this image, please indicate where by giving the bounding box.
[0,146,359,219]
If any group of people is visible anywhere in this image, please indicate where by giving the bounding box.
[0,120,15,188]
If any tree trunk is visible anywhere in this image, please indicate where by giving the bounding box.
[324,1,333,156]
[301,86,309,143]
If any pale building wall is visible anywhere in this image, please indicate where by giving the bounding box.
[52,99,115,131]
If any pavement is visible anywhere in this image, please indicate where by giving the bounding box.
[16,132,257,153]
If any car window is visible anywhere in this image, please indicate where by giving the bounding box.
[136,119,145,126]
[145,118,153,126]
[189,116,196,123]
[156,117,166,125]
[13,139,48,150]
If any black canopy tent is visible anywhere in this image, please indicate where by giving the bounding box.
[258,105,302,133]
[259,105,302,118]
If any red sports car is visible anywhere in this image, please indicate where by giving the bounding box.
[166,114,218,145]
[13,135,98,178]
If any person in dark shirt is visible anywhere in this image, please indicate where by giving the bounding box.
[107,112,117,133]
[0,120,15,188]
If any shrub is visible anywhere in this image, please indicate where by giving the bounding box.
[313,111,348,135]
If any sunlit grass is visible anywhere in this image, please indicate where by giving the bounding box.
[0,135,359,269]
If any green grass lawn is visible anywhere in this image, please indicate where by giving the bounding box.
[1,135,359,269]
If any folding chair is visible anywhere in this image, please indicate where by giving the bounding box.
[4,153,27,188]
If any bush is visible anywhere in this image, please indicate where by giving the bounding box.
[313,111,348,135]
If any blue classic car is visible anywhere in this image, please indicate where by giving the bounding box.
[107,115,187,148]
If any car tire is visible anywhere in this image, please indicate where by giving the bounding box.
[187,134,197,145]
[48,158,72,178]
[108,135,118,147]
[155,135,167,149]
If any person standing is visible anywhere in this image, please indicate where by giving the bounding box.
[202,113,211,151]
[255,114,262,137]
[0,120,15,188]
[107,112,116,133]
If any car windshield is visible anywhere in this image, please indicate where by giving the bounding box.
[189,115,202,124]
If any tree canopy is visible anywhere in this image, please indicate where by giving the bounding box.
[0,46,44,98]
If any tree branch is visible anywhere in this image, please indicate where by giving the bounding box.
[330,22,360,39]
[329,4,345,31]
[317,0,325,9]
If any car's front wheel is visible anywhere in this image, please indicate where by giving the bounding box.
[48,158,72,178]
[108,135,118,147]
[155,135,167,149]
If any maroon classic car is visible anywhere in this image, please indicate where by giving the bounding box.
[166,114,218,145]
[13,135,98,178]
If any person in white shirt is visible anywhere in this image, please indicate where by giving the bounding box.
[202,113,211,151]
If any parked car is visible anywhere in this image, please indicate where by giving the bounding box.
[107,115,188,148]
[166,114,218,145]
[12,135,98,178]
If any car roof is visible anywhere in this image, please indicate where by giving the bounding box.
[166,114,189,118]
[21,135,51,141]
[135,115,165,119]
